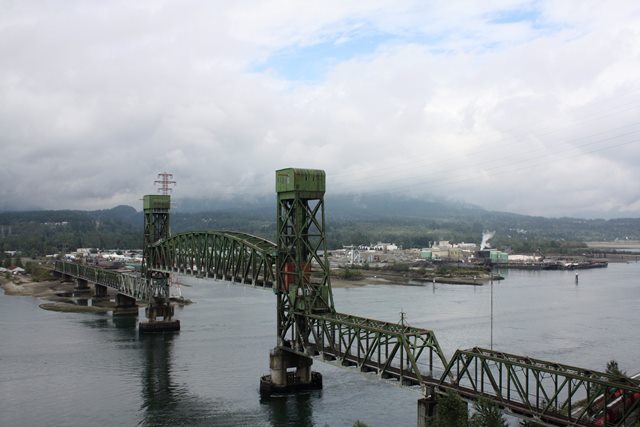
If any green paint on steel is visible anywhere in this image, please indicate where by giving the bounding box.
[53,260,154,300]
[305,311,449,385]
[148,231,277,287]
[438,347,640,426]
[275,168,334,353]
[142,194,171,280]
[276,168,326,199]
[142,194,172,309]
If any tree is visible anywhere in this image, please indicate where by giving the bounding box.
[606,360,626,378]
[435,391,468,427]
[469,398,507,427]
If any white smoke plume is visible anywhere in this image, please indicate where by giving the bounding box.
[481,231,496,250]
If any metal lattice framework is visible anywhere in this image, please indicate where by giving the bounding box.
[274,169,335,356]
[54,260,159,300]
[142,194,171,280]
[305,312,449,386]
[439,347,640,426]
[148,231,277,287]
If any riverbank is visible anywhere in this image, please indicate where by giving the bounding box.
[331,268,500,287]
[0,275,115,313]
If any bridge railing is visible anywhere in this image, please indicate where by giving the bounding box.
[439,347,640,426]
[54,261,155,300]
[304,312,449,386]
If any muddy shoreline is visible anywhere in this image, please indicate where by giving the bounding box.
[331,269,498,287]
[0,275,116,313]
[1,268,487,312]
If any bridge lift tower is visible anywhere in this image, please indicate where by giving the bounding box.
[139,194,180,332]
[261,168,334,394]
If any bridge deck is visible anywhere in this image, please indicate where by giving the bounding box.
[53,261,154,300]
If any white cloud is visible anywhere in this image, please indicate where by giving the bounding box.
[0,0,639,217]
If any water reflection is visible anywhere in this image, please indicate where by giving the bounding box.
[111,316,138,329]
[137,331,320,426]
[262,392,318,427]
[140,334,175,424]
[138,334,233,426]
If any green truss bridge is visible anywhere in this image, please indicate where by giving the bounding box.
[52,168,640,427]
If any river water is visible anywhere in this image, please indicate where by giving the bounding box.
[1,262,639,426]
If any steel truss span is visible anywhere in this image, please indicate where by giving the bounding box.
[54,260,157,300]
[439,347,640,426]
[303,312,449,386]
[148,231,277,287]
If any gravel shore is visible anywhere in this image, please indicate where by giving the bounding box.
[1,275,115,313]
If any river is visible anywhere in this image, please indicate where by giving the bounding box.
[1,262,639,426]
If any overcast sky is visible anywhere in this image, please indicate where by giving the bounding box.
[1,1,639,218]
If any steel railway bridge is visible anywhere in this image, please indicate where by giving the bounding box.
[53,168,640,426]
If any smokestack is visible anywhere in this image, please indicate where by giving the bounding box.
[481,231,495,250]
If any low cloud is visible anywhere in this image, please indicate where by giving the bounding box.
[1,1,639,218]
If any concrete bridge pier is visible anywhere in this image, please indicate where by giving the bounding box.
[138,297,180,333]
[417,392,438,427]
[75,278,90,292]
[259,347,322,396]
[113,293,139,316]
[94,283,108,298]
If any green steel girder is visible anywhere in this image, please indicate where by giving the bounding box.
[53,260,159,300]
[300,311,449,385]
[275,169,335,355]
[142,194,172,316]
[148,231,277,287]
[439,347,640,426]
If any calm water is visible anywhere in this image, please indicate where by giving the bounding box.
[1,262,639,426]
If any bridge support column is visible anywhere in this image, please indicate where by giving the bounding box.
[113,293,139,316]
[417,395,438,427]
[259,347,322,396]
[139,297,180,333]
[94,283,108,298]
[75,278,90,292]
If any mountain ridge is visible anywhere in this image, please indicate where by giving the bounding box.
[1,195,639,256]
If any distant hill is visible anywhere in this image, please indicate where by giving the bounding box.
[1,194,639,256]
[0,206,143,256]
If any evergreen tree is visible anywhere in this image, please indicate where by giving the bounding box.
[435,392,468,427]
[469,398,507,427]
[606,360,626,378]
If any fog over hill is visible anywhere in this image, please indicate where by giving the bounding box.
[1,193,639,258]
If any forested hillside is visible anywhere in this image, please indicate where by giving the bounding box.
[1,194,639,256]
